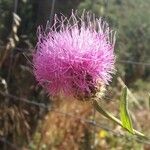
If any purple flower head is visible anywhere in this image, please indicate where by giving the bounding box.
[33,11,116,100]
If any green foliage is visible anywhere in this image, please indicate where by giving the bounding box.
[78,0,105,16]
[120,87,134,133]
[94,87,146,137]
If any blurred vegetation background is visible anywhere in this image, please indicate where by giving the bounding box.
[0,0,150,149]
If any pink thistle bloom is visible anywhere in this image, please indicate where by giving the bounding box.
[33,11,116,99]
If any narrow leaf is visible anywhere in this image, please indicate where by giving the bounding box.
[120,87,134,134]
[93,100,145,136]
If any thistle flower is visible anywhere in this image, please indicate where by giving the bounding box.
[33,11,116,100]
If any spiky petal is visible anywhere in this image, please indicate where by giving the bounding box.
[33,11,116,98]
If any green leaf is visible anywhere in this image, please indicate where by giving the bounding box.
[120,87,134,134]
[93,100,145,136]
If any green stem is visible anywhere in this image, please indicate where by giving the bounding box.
[93,100,145,137]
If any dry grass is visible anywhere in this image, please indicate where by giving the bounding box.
[32,99,94,150]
